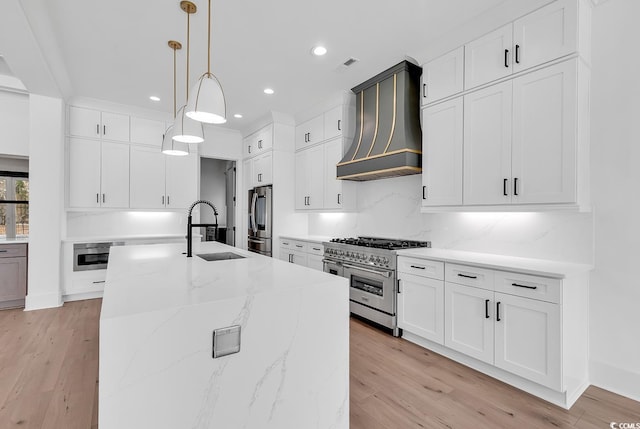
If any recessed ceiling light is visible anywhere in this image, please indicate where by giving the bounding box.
[264,88,274,95]
[234,114,243,118]
[312,46,327,56]
[149,96,160,101]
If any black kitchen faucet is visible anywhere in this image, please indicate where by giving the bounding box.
[186,200,218,257]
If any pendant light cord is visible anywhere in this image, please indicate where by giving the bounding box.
[173,46,177,118]
[186,11,191,101]
[207,0,211,75]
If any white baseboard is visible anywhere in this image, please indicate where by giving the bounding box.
[24,291,62,311]
[590,360,640,402]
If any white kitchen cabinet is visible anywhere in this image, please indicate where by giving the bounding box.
[444,282,494,363]
[295,115,324,151]
[295,145,324,210]
[494,292,561,390]
[512,0,578,73]
[68,138,129,208]
[69,106,129,142]
[511,59,577,204]
[421,97,463,207]
[243,158,253,191]
[323,138,355,210]
[0,244,27,309]
[279,237,324,271]
[421,46,464,105]
[244,151,273,189]
[129,145,197,209]
[323,105,354,141]
[398,272,444,344]
[130,117,166,147]
[463,81,513,205]
[243,124,273,158]
[464,24,513,89]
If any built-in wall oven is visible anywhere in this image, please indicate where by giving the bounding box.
[248,185,272,257]
[323,237,431,337]
[73,242,123,271]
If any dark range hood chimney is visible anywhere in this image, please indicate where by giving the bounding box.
[337,61,422,181]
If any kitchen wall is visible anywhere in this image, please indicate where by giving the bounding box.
[0,90,29,157]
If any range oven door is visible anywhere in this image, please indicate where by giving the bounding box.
[343,263,396,315]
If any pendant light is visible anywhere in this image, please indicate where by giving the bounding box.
[172,1,205,144]
[185,0,227,124]
[161,40,189,156]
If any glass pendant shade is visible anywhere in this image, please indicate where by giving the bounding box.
[186,73,227,124]
[172,105,205,143]
[161,125,189,156]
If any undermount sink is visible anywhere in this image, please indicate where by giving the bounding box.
[197,252,246,262]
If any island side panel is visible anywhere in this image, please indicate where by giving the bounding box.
[99,277,349,429]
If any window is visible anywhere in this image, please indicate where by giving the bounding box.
[0,172,29,239]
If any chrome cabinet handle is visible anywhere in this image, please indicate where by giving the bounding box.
[343,263,392,278]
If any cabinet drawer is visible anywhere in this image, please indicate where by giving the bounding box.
[0,244,27,258]
[291,241,307,252]
[279,238,295,249]
[398,257,444,280]
[445,263,494,290]
[307,243,324,256]
[494,271,561,304]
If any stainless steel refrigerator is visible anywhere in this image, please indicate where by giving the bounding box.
[247,185,272,256]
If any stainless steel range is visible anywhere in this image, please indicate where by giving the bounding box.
[322,236,431,336]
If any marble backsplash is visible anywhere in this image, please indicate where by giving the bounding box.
[66,211,188,238]
[308,175,594,264]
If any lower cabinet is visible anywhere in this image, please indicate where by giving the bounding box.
[397,254,588,408]
[279,237,324,271]
[0,244,27,309]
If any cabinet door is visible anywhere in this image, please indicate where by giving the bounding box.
[444,282,494,364]
[243,136,254,158]
[69,106,101,139]
[295,115,324,150]
[100,142,130,208]
[68,138,101,208]
[307,254,324,271]
[130,146,166,209]
[295,146,324,209]
[291,249,307,267]
[295,151,308,209]
[256,125,273,153]
[254,152,273,186]
[422,98,463,206]
[130,117,166,147]
[463,81,512,205]
[511,59,576,204]
[0,257,27,303]
[243,158,254,189]
[494,292,561,390]
[465,24,513,89]
[398,273,444,344]
[323,138,344,209]
[421,46,464,105]
[512,0,577,73]
[323,106,344,140]
[101,112,130,142]
[166,152,198,209]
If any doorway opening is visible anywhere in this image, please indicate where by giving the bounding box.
[199,157,236,246]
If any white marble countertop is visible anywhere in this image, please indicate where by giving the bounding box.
[395,248,593,278]
[278,234,333,244]
[102,240,343,320]
[62,233,197,243]
[0,238,28,244]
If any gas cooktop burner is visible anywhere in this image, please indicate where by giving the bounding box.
[329,236,431,251]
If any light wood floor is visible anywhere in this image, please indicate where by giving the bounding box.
[1,300,638,428]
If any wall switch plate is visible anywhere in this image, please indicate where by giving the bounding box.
[212,325,241,358]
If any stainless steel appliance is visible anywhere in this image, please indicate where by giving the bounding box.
[248,185,272,256]
[323,236,431,336]
[73,242,123,271]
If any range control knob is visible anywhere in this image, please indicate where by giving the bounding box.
[369,255,375,262]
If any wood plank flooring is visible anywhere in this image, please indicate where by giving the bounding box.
[0,300,638,428]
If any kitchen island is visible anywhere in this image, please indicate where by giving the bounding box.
[99,241,349,429]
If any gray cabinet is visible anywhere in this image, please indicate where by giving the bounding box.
[0,244,27,309]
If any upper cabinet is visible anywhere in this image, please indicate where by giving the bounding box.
[295,115,324,151]
[69,106,130,142]
[464,0,578,90]
[130,117,166,147]
[243,124,273,158]
[421,47,465,105]
[420,0,590,212]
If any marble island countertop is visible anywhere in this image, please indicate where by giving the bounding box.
[99,241,349,429]
[278,234,334,244]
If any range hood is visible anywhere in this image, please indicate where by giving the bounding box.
[337,61,422,181]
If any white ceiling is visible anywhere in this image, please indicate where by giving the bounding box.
[6,0,513,133]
